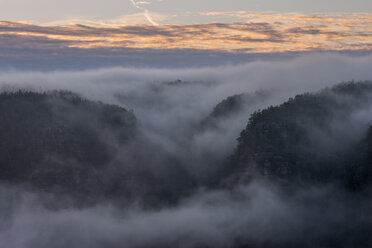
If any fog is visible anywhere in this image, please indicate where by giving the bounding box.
[1,53,372,247]
[1,181,371,248]
[2,53,372,175]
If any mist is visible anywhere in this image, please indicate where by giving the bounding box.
[1,180,371,248]
[2,53,372,174]
[1,53,372,247]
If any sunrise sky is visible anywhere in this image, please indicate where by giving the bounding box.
[0,0,371,69]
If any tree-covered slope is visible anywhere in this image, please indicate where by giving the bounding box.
[200,91,270,130]
[227,81,372,190]
[0,91,137,198]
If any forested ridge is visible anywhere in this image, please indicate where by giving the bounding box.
[227,81,372,190]
[1,82,372,247]
[0,90,137,201]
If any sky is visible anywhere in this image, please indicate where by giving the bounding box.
[0,0,371,69]
[1,0,372,24]
[1,3,372,246]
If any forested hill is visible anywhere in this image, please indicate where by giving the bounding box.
[2,81,372,209]
[200,90,270,130]
[0,91,137,199]
[226,81,372,190]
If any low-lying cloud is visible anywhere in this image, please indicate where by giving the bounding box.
[1,53,372,173]
[1,180,371,248]
[1,53,372,247]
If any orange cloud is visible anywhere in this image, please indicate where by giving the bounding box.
[0,13,371,53]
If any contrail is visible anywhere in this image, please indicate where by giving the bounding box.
[129,0,159,26]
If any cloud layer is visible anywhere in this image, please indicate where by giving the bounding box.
[0,53,372,247]
[0,13,371,54]
[0,53,372,179]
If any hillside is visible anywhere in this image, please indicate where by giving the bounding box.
[200,90,270,131]
[226,81,372,190]
[0,90,137,200]
[1,82,372,247]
